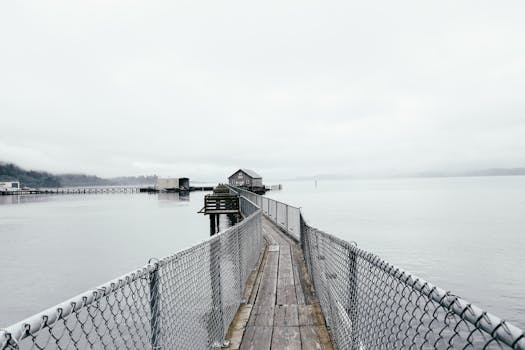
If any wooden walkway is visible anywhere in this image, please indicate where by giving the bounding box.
[226,217,333,350]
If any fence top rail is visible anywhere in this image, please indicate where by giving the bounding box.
[270,198,301,210]
[0,204,262,348]
[0,264,154,346]
[238,196,260,211]
[308,223,525,349]
[227,185,301,210]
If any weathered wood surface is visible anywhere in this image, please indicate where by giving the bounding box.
[228,217,334,350]
[203,194,240,214]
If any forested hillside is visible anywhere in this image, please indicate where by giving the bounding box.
[0,162,157,188]
[0,163,61,188]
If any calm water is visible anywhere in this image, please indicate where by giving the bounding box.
[0,191,213,326]
[1,177,524,330]
[267,176,525,329]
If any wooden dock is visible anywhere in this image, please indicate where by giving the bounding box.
[0,187,141,195]
[226,217,333,350]
[140,186,214,193]
[1,186,214,195]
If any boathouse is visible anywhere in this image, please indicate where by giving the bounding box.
[228,169,266,194]
[228,169,262,187]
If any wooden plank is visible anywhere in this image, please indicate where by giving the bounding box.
[293,247,315,305]
[226,305,253,350]
[264,225,289,246]
[298,305,324,326]
[267,220,308,306]
[255,251,279,306]
[277,284,297,306]
[239,326,272,350]
[204,209,239,214]
[277,245,297,305]
[236,217,335,350]
[271,326,301,350]
[248,245,269,305]
[274,304,299,327]
[243,245,266,303]
[248,305,274,326]
[299,326,334,350]
[292,253,306,305]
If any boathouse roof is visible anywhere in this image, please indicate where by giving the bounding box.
[229,169,262,179]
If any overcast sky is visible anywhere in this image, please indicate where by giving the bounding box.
[1,1,524,181]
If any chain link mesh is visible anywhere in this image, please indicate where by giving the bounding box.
[0,197,262,350]
[3,186,524,350]
[230,187,301,239]
[230,186,525,350]
[301,220,525,350]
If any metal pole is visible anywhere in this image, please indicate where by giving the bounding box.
[236,226,244,302]
[149,262,161,349]
[348,246,359,350]
[208,236,225,348]
[286,205,289,232]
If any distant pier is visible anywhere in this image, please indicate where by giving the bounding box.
[1,185,215,196]
[0,186,141,195]
[140,186,214,193]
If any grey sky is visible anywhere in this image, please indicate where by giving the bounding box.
[1,1,524,181]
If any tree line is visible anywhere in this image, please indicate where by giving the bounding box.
[0,162,157,188]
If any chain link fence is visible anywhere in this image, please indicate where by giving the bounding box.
[301,220,525,350]
[228,187,301,239]
[3,186,524,350]
[0,197,263,350]
[230,186,525,350]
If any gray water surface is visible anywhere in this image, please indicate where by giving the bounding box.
[0,192,211,326]
[1,177,524,331]
[267,176,525,329]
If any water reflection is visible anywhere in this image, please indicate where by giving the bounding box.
[0,194,58,205]
[157,192,190,202]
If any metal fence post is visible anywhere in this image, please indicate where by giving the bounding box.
[236,227,244,303]
[347,246,359,350]
[149,261,161,349]
[208,236,225,348]
[299,214,310,276]
[286,205,289,232]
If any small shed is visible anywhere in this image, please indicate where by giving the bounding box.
[0,181,20,192]
[228,169,263,188]
[157,177,191,191]
[157,178,179,190]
